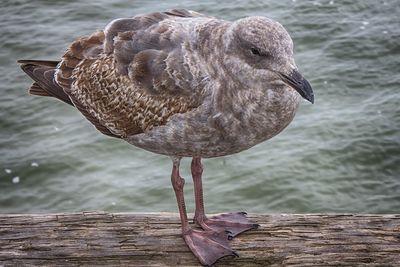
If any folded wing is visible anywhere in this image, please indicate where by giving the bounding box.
[32,9,207,138]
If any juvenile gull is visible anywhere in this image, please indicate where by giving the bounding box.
[19,9,314,266]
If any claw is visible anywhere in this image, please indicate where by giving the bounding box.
[232,250,240,257]
[226,230,234,240]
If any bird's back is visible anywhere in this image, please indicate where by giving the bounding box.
[19,9,211,139]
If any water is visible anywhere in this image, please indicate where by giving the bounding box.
[1,0,399,214]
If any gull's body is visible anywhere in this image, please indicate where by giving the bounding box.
[19,9,313,266]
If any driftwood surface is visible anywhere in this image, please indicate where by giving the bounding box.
[0,212,399,266]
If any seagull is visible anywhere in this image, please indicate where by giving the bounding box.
[19,9,314,266]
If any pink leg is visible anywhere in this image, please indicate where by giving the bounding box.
[191,157,259,239]
[192,157,207,226]
[171,158,189,232]
[170,157,237,266]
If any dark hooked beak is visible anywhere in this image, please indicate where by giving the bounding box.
[279,69,314,104]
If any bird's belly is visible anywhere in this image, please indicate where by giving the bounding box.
[125,99,299,158]
[126,128,257,158]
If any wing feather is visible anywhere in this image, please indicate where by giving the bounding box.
[54,9,207,138]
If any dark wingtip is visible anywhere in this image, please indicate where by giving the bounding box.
[17,59,28,64]
[17,59,59,67]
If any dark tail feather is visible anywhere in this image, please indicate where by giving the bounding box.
[18,60,73,105]
[29,82,51,96]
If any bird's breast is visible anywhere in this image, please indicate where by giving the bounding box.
[209,87,301,153]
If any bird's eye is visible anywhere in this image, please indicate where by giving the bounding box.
[250,47,262,56]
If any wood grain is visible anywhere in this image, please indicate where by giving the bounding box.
[0,212,399,266]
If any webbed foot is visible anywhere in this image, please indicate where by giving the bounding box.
[183,228,238,266]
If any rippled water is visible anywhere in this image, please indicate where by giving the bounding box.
[1,0,399,214]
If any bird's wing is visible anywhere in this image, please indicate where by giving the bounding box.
[56,9,208,138]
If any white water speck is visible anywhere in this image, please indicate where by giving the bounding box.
[360,26,366,30]
[324,80,328,85]
[111,202,116,206]
[5,168,12,174]
[292,0,297,2]
[383,30,388,34]
[31,162,39,167]
[54,126,60,132]
[362,21,369,25]
[329,0,334,4]
[12,176,20,184]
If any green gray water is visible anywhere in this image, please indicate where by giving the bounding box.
[1,0,399,214]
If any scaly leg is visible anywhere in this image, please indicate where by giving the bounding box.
[170,157,237,266]
[191,157,259,239]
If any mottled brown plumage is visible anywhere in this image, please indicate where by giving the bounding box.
[49,10,207,139]
[70,54,199,137]
[19,9,314,266]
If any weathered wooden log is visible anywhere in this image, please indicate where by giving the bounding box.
[0,212,399,266]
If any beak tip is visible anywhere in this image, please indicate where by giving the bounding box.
[309,94,314,104]
[302,78,314,104]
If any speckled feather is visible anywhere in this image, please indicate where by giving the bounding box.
[55,10,208,138]
[23,9,305,158]
[69,54,200,137]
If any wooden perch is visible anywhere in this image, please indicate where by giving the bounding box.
[0,212,399,266]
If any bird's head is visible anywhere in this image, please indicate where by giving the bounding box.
[224,16,314,104]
